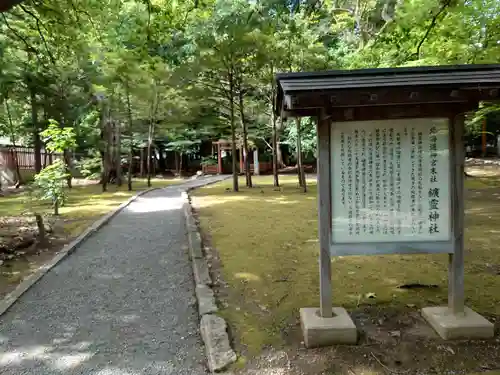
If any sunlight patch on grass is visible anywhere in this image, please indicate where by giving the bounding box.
[192,175,500,354]
[234,272,262,282]
[0,177,184,295]
[0,178,183,237]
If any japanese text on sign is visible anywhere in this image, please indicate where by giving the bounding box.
[331,118,451,244]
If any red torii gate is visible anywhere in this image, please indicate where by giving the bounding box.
[212,139,245,174]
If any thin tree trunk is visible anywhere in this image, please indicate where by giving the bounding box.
[147,122,155,188]
[29,82,42,174]
[127,144,133,191]
[276,140,284,168]
[116,122,122,187]
[268,63,280,188]
[101,137,109,191]
[229,68,239,192]
[179,152,183,177]
[175,152,179,175]
[296,118,306,192]
[146,80,160,188]
[10,149,21,188]
[126,85,133,191]
[59,86,73,189]
[4,99,22,185]
[271,112,280,187]
[35,213,46,243]
[100,103,108,192]
[139,148,144,177]
[296,143,302,185]
[238,90,252,188]
[63,149,73,188]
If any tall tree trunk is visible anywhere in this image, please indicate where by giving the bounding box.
[100,103,108,192]
[146,80,160,188]
[127,143,133,191]
[35,213,46,243]
[63,149,73,188]
[179,152,183,177]
[276,140,284,168]
[4,99,22,185]
[271,112,280,187]
[115,122,122,187]
[268,63,280,188]
[296,118,306,192]
[147,122,155,188]
[29,82,42,173]
[140,148,144,177]
[126,85,133,191]
[229,68,239,192]
[238,90,252,188]
[59,87,73,188]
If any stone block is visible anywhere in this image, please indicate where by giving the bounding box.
[300,307,357,348]
[193,257,212,286]
[421,306,494,340]
[188,230,204,259]
[196,284,218,316]
[200,315,237,372]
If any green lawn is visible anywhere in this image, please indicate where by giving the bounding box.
[192,175,500,359]
[0,178,183,234]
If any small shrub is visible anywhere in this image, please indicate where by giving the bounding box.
[77,154,102,179]
[201,156,218,166]
[34,160,69,215]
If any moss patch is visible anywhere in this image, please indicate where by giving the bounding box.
[192,176,500,358]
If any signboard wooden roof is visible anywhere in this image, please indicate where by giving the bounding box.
[276,64,500,121]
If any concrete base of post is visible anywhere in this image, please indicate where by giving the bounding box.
[300,307,357,348]
[421,306,494,340]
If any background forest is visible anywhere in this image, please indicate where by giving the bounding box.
[1,0,500,191]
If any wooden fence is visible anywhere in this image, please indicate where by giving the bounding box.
[0,147,63,170]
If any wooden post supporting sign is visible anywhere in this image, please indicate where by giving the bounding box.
[317,110,332,318]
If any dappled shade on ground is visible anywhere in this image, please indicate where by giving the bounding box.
[192,175,500,374]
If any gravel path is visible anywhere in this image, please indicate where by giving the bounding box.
[0,176,226,375]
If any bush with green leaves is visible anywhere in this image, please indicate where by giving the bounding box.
[41,120,77,153]
[76,154,103,179]
[201,156,217,166]
[34,160,69,215]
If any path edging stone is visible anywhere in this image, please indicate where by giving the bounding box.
[0,187,157,318]
[182,178,237,373]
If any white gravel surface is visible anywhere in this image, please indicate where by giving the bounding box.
[0,176,226,375]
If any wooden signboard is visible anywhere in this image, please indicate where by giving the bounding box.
[275,65,499,345]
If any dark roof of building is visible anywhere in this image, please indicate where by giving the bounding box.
[275,64,500,117]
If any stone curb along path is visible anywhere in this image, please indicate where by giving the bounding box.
[0,187,157,318]
[182,184,237,374]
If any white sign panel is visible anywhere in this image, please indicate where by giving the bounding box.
[331,118,451,244]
